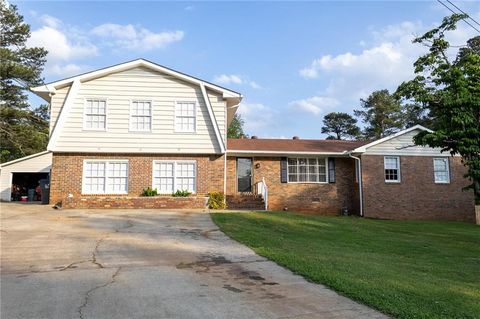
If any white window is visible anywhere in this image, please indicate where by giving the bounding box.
[130,101,152,132]
[433,158,450,183]
[287,158,327,183]
[384,156,400,182]
[175,102,196,132]
[84,99,106,130]
[82,160,128,194]
[153,161,196,193]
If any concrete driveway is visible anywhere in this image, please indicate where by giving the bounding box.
[1,203,387,319]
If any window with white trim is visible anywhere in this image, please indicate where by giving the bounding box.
[287,158,327,183]
[130,101,152,131]
[433,158,450,183]
[82,160,128,194]
[175,102,196,132]
[384,156,400,182]
[153,161,196,193]
[84,99,106,130]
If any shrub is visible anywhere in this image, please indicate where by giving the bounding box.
[143,187,157,197]
[208,192,226,209]
[172,189,191,197]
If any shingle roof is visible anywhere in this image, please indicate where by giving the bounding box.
[227,138,369,153]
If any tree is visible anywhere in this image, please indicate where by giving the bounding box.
[396,13,480,200]
[321,112,360,140]
[0,1,48,163]
[227,113,247,138]
[400,102,433,129]
[354,89,404,140]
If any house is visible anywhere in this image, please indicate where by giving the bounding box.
[227,126,475,222]
[3,59,474,223]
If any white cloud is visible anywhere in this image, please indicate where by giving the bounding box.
[299,16,478,103]
[289,96,339,116]
[91,23,184,51]
[237,102,276,133]
[28,18,97,77]
[185,5,195,11]
[26,14,185,77]
[213,74,262,89]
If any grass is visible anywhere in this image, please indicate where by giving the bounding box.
[211,212,480,319]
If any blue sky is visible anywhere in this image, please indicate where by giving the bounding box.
[15,0,480,138]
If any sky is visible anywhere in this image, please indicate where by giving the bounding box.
[13,0,480,139]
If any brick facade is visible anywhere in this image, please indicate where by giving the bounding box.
[226,156,358,215]
[361,155,475,222]
[50,153,224,207]
[62,196,207,209]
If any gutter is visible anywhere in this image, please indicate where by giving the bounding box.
[348,152,364,217]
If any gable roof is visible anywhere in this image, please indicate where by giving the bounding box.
[227,138,369,155]
[351,125,433,153]
[0,151,51,168]
[31,58,242,101]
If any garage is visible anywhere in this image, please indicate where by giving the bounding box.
[0,151,52,203]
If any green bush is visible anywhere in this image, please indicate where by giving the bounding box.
[172,189,191,197]
[142,187,157,196]
[208,192,226,209]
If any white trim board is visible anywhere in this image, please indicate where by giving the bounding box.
[200,83,225,153]
[32,59,243,101]
[47,79,81,151]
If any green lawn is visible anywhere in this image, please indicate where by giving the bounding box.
[211,212,480,319]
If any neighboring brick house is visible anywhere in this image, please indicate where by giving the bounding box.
[5,59,471,223]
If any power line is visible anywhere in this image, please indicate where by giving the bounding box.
[445,0,480,28]
[437,0,480,34]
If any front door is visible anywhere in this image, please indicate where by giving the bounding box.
[237,158,253,193]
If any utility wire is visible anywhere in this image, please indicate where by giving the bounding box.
[437,0,480,34]
[445,0,480,28]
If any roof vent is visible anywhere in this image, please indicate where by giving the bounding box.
[251,136,258,139]
[292,136,300,140]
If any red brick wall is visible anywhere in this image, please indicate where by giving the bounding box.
[226,156,359,215]
[361,155,475,222]
[63,196,207,209]
[50,153,225,206]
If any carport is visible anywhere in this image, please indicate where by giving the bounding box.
[0,151,52,203]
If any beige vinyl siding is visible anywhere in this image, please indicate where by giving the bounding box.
[51,67,226,153]
[49,85,71,134]
[0,152,52,201]
[365,129,448,156]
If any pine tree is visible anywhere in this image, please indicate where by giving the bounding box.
[227,113,247,138]
[321,112,360,140]
[354,89,403,140]
[0,0,49,163]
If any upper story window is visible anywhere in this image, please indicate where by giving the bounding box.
[384,156,400,183]
[175,102,196,133]
[84,99,106,130]
[152,160,196,194]
[287,158,327,183]
[82,160,128,194]
[433,158,450,183]
[130,101,152,132]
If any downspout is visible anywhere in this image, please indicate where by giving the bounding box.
[348,152,364,217]
[223,150,227,207]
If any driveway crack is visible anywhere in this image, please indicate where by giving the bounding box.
[77,267,121,319]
